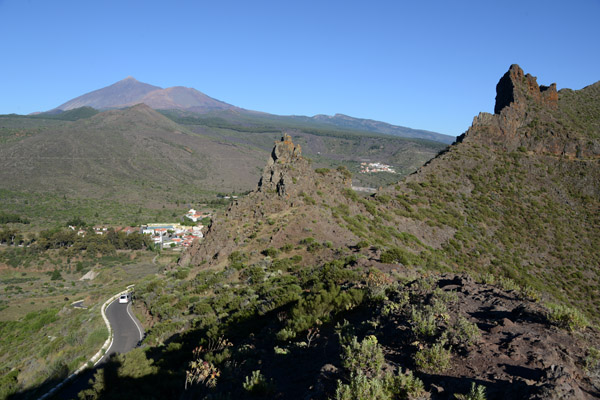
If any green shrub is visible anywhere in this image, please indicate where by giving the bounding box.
[287,284,364,334]
[410,307,438,339]
[50,269,62,281]
[0,369,19,399]
[584,347,600,372]
[276,327,297,342]
[355,240,369,249]
[261,247,280,258]
[445,316,481,349]
[546,303,589,331]
[300,237,315,245]
[415,340,452,373]
[388,368,427,399]
[315,168,330,175]
[498,277,520,292]
[173,268,189,280]
[335,371,390,400]
[519,285,541,302]
[242,370,275,396]
[380,247,413,265]
[337,166,352,179]
[342,335,385,378]
[280,243,294,253]
[478,273,496,285]
[455,382,487,400]
[307,242,322,252]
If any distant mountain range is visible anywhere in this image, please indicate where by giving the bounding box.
[47,77,455,144]
[292,113,453,144]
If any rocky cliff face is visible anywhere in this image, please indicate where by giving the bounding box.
[460,64,599,158]
[494,64,558,114]
[257,134,306,197]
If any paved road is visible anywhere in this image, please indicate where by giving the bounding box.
[56,297,144,399]
[101,298,144,360]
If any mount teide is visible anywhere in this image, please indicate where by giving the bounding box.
[53,76,238,113]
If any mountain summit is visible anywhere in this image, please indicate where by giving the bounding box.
[55,77,161,110]
[54,77,237,113]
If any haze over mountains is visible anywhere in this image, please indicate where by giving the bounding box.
[48,77,455,144]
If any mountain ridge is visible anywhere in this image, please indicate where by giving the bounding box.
[49,77,452,143]
[304,112,455,144]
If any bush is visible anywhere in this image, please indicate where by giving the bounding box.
[335,370,389,400]
[355,240,369,249]
[414,340,451,373]
[315,168,330,175]
[342,335,385,378]
[380,247,412,264]
[287,285,364,334]
[546,303,589,331]
[410,307,438,339]
[276,327,296,342]
[389,368,428,399]
[50,269,62,281]
[261,247,280,258]
[280,243,294,253]
[242,370,275,396]
[455,382,487,400]
[335,367,427,400]
[584,347,600,372]
[0,369,19,399]
[445,316,481,349]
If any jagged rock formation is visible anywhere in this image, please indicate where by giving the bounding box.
[460,64,599,158]
[494,64,558,114]
[179,134,353,267]
[257,134,306,197]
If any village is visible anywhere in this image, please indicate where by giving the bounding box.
[359,162,396,174]
[69,208,211,250]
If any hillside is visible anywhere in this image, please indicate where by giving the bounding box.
[0,105,446,228]
[0,104,266,202]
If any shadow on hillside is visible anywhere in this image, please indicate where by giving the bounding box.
[11,303,346,400]
[8,286,568,400]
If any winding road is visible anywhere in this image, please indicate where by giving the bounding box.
[51,295,144,399]
[99,298,144,362]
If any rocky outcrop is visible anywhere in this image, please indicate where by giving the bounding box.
[494,64,558,114]
[178,134,352,268]
[258,134,306,197]
[458,64,598,158]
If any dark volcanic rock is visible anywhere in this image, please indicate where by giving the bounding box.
[495,64,558,114]
[258,134,306,197]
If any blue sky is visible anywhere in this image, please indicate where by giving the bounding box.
[0,0,598,136]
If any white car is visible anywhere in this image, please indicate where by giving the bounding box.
[118,294,129,304]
